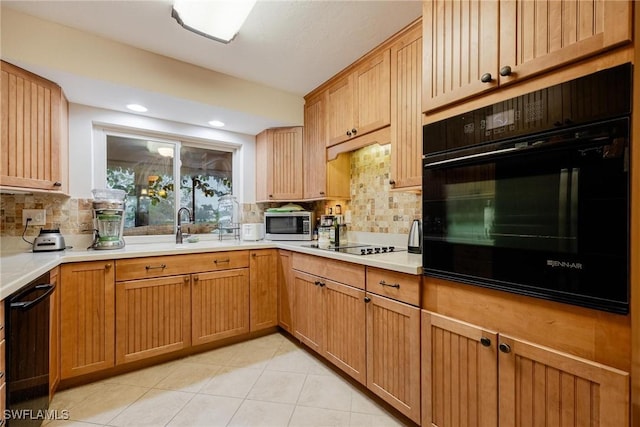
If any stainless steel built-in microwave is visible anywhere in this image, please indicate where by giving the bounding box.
[264,211,314,241]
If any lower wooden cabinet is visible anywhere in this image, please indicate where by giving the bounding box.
[60,261,115,379]
[192,268,250,346]
[422,310,630,427]
[293,270,324,353]
[366,293,421,424]
[421,310,498,426]
[249,249,278,331]
[277,250,294,333]
[49,267,60,398]
[115,275,191,365]
[324,279,366,384]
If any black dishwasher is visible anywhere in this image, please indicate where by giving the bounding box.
[5,273,55,427]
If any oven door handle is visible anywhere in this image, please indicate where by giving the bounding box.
[423,146,524,169]
[10,284,55,311]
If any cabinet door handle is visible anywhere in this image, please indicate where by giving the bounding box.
[364,296,371,303]
[318,281,325,287]
[314,281,321,286]
[498,342,511,353]
[379,280,400,289]
[389,179,396,186]
[214,258,230,264]
[319,191,325,195]
[186,276,192,283]
[346,130,352,137]
[145,264,166,270]
[53,181,62,187]
[499,65,512,76]
[480,72,493,83]
[105,263,112,270]
[480,337,492,347]
[351,128,357,135]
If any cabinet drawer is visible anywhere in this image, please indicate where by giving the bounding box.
[292,252,365,289]
[366,267,421,306]
[116,251,249,281]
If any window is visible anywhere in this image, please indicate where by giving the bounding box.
[106,134,233,236]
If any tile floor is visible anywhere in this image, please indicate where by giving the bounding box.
[45,333,409,427]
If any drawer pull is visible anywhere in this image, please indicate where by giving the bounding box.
[145,264,167,270]
[0,371,4,379]
[379,280,400,289]
[214,258,230,264]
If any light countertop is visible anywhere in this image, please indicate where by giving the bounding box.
[0,237,422,299]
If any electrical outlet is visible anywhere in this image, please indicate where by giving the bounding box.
[22,209,46,226]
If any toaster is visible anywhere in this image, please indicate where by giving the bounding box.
[33,229,66,252]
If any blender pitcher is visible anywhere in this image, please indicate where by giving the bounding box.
[91,188,126,249]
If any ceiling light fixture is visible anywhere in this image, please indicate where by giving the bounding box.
[208,120,225,127]
[171,0,256,44]
[126,104,148,112]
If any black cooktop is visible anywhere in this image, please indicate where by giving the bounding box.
[304,243,405,256]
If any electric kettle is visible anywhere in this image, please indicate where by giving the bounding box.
[408,219,422,254]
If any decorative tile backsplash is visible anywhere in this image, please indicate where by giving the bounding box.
[340,143,421,235]
[1,143,421,238]
[0,194,93,237]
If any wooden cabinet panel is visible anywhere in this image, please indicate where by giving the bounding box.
[304,94,328,198]
[366,293,421,423]
[422,311,498,427]
[390,22,422,190]
[277,250,294,333]
[323,280,366,384]
[115,251,249,281]
[498,334,629,427]
[303,94,351,200]
[115,275,191,364]
[249,250,278,332]
[292,252,365,290]
[422,0,499,112]
[366,267,421,307]
[60,261,115,379]
[326,50,390,147]
[354,50,391,138]
[326,75,355,147]
[49,267,60,398]
[499,0,632,87]
[293,270,323,353]
[256,127,304,201]
[423,0,632,113]
[191,269,249,346]
[1,61,68,193]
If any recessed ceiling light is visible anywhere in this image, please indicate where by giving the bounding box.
[126,104,148,112]
[208,120,225,127]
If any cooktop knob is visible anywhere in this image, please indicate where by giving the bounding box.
[374,247,381,253]
[360,248,366,255]
[389,246,395,252]
[366,248,373,254]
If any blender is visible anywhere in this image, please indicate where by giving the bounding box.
[90,188,126,250]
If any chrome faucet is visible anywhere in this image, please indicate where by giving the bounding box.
[176,207,193,244]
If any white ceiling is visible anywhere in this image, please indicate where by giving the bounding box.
[3,0,422,135]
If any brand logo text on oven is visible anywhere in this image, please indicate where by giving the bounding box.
[547,260,583,269]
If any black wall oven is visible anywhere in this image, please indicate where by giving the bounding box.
[422,64,631,314]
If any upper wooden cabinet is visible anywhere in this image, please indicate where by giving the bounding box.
[422,0,632,113]
[389,21,422,190]
[256,126,303,202]
[303,94,350,200]
[1,61,68,193]
[326,50,391,147]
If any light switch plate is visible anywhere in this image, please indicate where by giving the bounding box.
[23,209,46,225]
